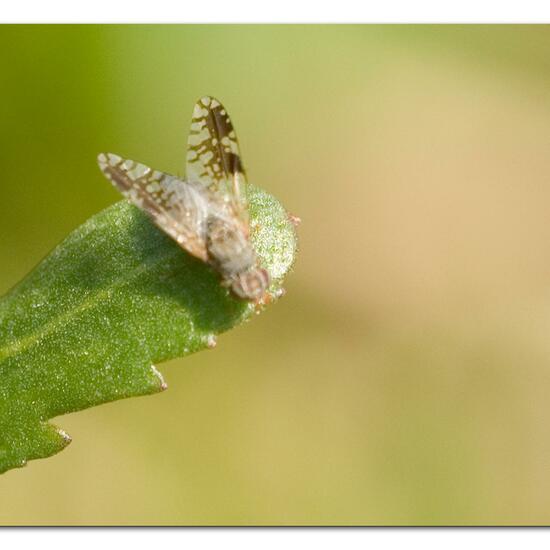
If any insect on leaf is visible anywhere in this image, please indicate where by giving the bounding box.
[99,97,274,302]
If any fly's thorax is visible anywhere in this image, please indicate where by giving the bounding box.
[206,214,256,276]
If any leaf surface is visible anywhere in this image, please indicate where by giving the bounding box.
[0,186,297,474]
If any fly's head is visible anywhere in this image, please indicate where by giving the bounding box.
[230,267,271,302]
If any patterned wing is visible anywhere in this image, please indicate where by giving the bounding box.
[186,96,248,222]
[98,152,209,261]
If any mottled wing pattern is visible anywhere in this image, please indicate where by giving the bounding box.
[186,96,249,222]
[98,152,209,261]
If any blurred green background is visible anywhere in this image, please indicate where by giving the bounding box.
[1,25,550,525]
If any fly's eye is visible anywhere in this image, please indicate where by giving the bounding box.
[258,268,271,288]
[230,269,271,301]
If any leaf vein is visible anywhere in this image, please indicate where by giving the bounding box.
[0,247,178,365]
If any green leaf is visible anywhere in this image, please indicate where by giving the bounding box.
[0,185,297,474]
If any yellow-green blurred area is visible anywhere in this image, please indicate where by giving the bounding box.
[1,24,550,525]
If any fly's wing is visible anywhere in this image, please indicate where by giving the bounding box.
[186,96,249,224]
[98,152,209,261]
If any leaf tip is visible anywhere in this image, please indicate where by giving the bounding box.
[151,365,168,391]
[56,428,72,447]
[287,212,302,227]
[206,334,217,349]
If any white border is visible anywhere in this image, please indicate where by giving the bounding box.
[1,528,550,549]
[1,0,550,23]
[1,1,549,544]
